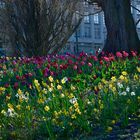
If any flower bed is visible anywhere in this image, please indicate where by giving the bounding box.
[0,51,140,139]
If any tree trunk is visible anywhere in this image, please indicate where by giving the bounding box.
[102,0,140,54]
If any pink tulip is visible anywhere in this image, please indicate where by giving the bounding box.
[81,61,85,65]
[88,62,92,67]
[131,51,137,57]
[73,65,77,70]
[116,52,123,58]
[103,57,110,62]
[122,51,129,57]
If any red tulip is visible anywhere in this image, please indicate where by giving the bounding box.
[16,75,20,80]
[14,82,18,89]
[78,69,82,74]
[100,60,103,65]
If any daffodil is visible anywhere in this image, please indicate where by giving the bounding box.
[60,93,65,98]
[111,76,116,82]
[0,87,6,93]
[107,126,113,132]
[122,71,127,76]
[119,75,125,80]
[61,77,68,84]
[16,105,21,110]
[34,79,39,86]
[71,114,76,119]
[48,76,53,82]
[44,105,50,112]
[57,85,62,90]
[111,120,116,125]
[26,105,30,110]
[137,67,140,72]
[42,81,47,87]
[71,85,76,91]
[8,103,14,110]
[17,89,22,95]
[1,110,7,116]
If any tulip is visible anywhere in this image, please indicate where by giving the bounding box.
[88,62,92,67]
[103,57,110,62]
[116,52,123,58]
[73,65,77,70]
[14,82,18,89]
[122,51,129,57]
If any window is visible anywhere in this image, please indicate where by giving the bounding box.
[83,1,89,7]
[136,5,140,15]
[0,1,5,8]
[84,26,91,38]
[94,14,99,24]
[131,6,133,14]
[102,14,105,26]
[84,12,90,23]
[137,21,140,28]
[94,26,101,39]
[75,27,81,37]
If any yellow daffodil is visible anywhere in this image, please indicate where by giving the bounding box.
[74,102,79,108]
[112,87,117,92]
[17,89,22,95]
[16,105,21,110]
[69,106,73,113]
[34,79,39,86]
[71,114,76,119]
[98,83,103,89]
[57,85,62,90]
[8,103,14,110]
[48,76,53,82]
[6,95,11,101]
[102,78,108,84]
[75,108,81,115]
[60,94,65,98]
[111,120,116,125]
[93,108,98,113]
[1,110,6,115]
[107,126,113,132]
[122,71,127,76]
[0,87,6,94]
[109,83,113,88]
[134,74,138,80]
[100,104,104,109]
[111,76,116,82]
[42,81,47,87]
[71,85,76,91]
[61,77,68,84]
[137,67,140,73]
[37,98,45,104]
[26,105,30,110]
[44,105,50,112]
[119,75,125,80]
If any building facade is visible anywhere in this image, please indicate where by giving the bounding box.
[62,0,140,55]
[0,1,140,56]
